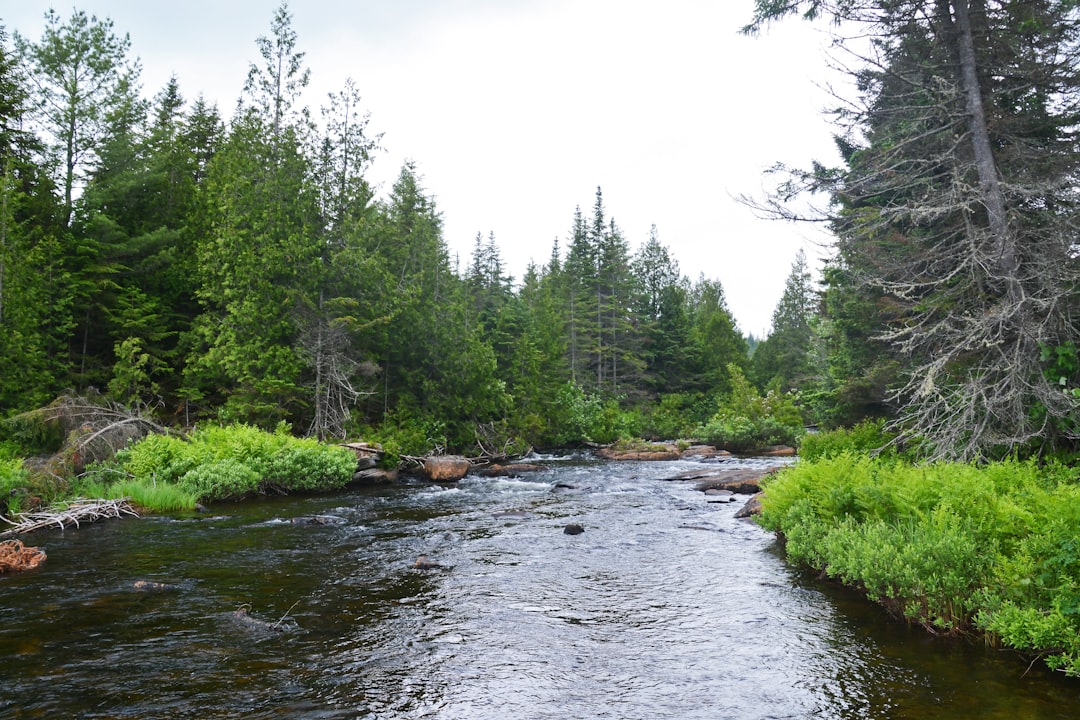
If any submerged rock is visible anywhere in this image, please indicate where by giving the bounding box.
[132,580,181,593]
[414,555,443,570]
[704,488,736,503]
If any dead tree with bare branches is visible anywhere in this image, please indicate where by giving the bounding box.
[744,1,1080,460]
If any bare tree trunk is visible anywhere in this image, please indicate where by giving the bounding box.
[951,0,1020,300]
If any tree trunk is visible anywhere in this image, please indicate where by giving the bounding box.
[950,0,1020,299]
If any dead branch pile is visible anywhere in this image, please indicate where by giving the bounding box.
[11,392,175,477]
[0,539,47,573]
[0,497,138,537]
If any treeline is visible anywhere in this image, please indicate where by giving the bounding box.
[0,5,802,455]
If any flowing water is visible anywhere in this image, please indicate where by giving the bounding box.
[2,454,1079,719]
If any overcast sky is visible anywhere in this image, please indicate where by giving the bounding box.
[7,1,843,336]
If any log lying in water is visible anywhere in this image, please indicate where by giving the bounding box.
[0,497,138,537]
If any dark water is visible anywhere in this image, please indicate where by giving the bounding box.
[2,454,1079,719]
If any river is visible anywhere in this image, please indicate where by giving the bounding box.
[2,454,1078,719]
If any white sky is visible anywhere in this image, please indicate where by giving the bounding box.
[7,0,843,336]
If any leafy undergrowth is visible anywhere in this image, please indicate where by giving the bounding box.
[758,451,1080,675]
[86,423,358,506]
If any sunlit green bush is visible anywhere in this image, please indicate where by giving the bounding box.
[798,419,897,462]
[113,423,357,503]
[758,454,1080,673]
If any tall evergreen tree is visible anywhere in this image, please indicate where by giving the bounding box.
[0,23,70,412]
[633,225,695,396]
[16,9,141,228]
[186,2,321,424]
[745,1,1080,459]
[752,249,818,393]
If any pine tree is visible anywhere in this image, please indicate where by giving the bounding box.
[752,249,817,392]
[186,3,321,424]
[745,1,1080,459]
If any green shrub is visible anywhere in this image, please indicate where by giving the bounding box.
[114,423,357,503]
[759,454,1080,673]
[798,419,896,462]
[0,456,28,516]
[179,459,261,501]
[694,364,804,452]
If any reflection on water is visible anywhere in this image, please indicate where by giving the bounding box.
[1,455,1078,719]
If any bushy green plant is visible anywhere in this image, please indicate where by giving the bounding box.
[640,392,711,441]
[694,364,804,452]
[798,419,897,462]
[0,456,28,516]
[113,423,357,503]
[179,459,261,501]
[759,454,1080,672]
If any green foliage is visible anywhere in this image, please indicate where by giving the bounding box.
[546,383,640,446]
[114,423,356,502]
[0,455,28,515]
[695,364,804,452]
[72,473,199,512]
[760,454,1080,672]
[0,411,65,456]
[639,392,712,441]
[798,419,896,462]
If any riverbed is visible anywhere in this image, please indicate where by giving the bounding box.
[2,454,1078,718]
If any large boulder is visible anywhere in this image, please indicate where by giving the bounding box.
[596,446,681,461]
[421,455,471,481]
[680,445,732,459]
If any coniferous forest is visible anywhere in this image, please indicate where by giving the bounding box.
[0,5,777,458]
[4,2,1080,462]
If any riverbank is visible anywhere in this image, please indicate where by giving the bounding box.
[757,452,1080,676]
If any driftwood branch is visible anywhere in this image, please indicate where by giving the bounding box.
[0,498,139,537]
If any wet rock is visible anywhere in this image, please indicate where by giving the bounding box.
[692,468,780,495]
[232,607,287,632]
[680,445,732,459]
[352,467,398,484]
[133,580,181,593]
[413,555,443,570]
[421,455,471,481]
[563,523,585,535]
[596,447,681,461]
[704,488,736,503]
[479,463,546,477]
[290,515,342,526]
[735,492,765,519]
[761,445,797,457]
[551,482,580,493]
